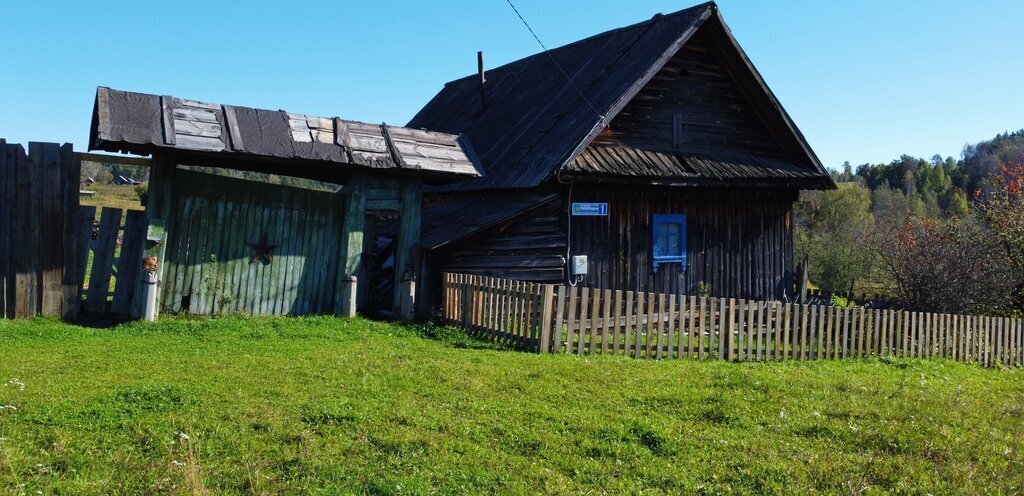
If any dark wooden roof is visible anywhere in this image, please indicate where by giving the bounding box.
[90,87,482,183]
[420,192,559,250]
[408,2,832,191]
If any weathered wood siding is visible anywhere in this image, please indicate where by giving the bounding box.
[429,184,795,302]
[568,185,795,300]
[161,170,343,315]
[592,28,785,159]
[435,201,566,282]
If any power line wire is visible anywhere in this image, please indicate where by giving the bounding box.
[503,0,606,123]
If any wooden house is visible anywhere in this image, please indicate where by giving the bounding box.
[89,87,480,319]
[412,2,834,317]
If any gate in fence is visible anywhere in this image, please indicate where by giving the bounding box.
[443,273,1024,368]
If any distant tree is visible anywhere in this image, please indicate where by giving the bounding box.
[794,183,875,293]
[874,217,1016,314]
[870,183,908,225]
[974,159,1024,274]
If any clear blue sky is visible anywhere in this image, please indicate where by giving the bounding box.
[2,0,1022,170]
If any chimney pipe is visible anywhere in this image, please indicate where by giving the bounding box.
[477,51,486,112]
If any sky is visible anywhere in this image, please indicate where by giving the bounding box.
[1,0,1022,170]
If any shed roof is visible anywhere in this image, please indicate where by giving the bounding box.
[90,87,482,183]
[408,2,832,191]
[420,192,559,250]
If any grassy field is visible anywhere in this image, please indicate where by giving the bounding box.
[79,182,144,219]
[0,316,1021,494]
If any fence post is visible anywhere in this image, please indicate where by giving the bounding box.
[538,284,555,353]
[461,274,472,330]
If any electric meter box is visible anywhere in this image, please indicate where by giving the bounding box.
[571,255,588,276]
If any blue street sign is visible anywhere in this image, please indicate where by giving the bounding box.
[571,202,608,216]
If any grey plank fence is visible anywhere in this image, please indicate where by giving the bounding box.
[443,273,1024,368]
[0,140,80,319]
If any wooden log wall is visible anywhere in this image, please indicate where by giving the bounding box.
[0,140,80,319]
[160,170,344,316]
[444,273,1024,368]
[568,184,795,301]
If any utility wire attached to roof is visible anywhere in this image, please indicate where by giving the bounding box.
[503,0,606,125]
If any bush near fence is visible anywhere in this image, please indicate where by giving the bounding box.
[443,273,1023,368]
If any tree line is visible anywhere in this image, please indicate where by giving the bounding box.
[795,129,1024,316]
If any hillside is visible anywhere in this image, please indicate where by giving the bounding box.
[1,316,1021,494]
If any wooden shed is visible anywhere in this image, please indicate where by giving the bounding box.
[412,2,834,318]
[90,87,480,319]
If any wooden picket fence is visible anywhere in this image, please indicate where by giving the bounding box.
[442,273,1024,368]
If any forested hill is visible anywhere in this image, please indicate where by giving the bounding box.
[830,129,1024,223]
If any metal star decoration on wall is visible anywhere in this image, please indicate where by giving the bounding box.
[247,233,278,265]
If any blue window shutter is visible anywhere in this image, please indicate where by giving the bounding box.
[652,214,687,272]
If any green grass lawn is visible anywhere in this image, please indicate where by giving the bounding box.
[0,316,1021,495]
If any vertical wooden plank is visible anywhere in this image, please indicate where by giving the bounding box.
[36,143,64,317]
[839,307,850,359]
[576,287,590,355]
[673,294,683,359]
[746,299,756,361]
[110,210,147,314]
[624,291,635,356]
[687,295,697,359]
[756,301,767,361]
[771,302,781,361]
[868,309,878,356]
[0,141,9,319]
[612,289,623,354]
[633,292,645,359]
[655,293,666,359]
[901,310,910,358]
[134,153,177,318]
[645,291,656,359]
[966,315,975,364]
[552,285,566,353]
[799,304,809,360]
[12,144,37,318]
[725,299,736,362]
[697,296,707,360]
[734,299,745,361]
[781,303,792,361]
[951,314,959,361]
[921,313,930,359]
[879,309,889,356]
[605,289,616,355]
[585,286,598,352]
[856,307,865,357]
[718,298,727,360]
[58,144,80,319]
[84,208,122,313]
[335,174,366,315]
[392,179,422,317]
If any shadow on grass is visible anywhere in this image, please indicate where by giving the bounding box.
[375,317,521,352]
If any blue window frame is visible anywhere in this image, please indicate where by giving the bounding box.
[652,214,686,272]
